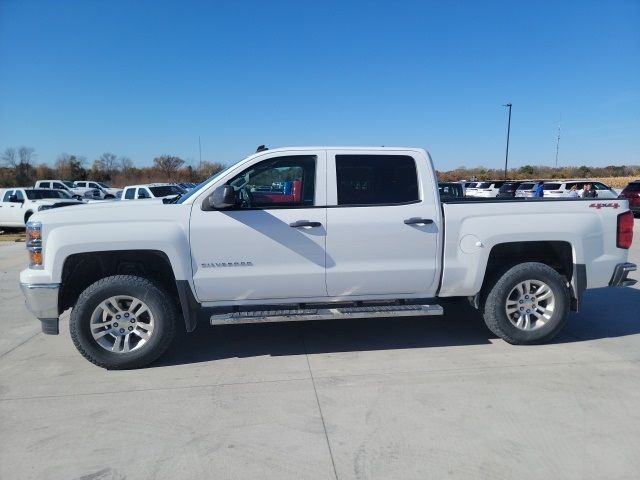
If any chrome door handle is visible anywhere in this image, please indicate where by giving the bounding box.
[289,220,322,228]
[404,218,434,225]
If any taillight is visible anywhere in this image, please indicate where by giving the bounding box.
[617,211,634,249]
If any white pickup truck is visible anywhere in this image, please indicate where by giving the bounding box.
[0,188,82,227]
[19,147,637,369]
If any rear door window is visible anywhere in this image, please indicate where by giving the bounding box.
[39,182,50,188]
[53,182,66,190]
[335,155,419,206]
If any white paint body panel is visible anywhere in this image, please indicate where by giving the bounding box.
[18,147,634,311]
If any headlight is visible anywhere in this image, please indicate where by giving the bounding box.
[26,221,43,269]
[38,204,53,212]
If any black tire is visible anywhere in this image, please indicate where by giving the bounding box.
[70,275,177,369]
[482,262,570,345]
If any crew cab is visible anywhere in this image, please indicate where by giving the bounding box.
[74,181,122,199]
[0,188,82,227]
[19,147,637,369]
[34,180,100,200]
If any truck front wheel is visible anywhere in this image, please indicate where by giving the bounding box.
[482,262,570,344]
[70,275,177,369]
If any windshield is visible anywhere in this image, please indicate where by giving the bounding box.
[176,163,235,204]
[623,182,640,192]
[149,185,184,197]
[62,181,75,188]
[26,189,74,200]
[97,182,109,188]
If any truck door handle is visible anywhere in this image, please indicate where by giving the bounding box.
[404,217,434,225]
[289,220,322,228]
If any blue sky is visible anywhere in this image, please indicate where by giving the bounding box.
[1,0,638,171]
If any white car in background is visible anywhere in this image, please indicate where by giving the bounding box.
[34,180,100,200]
[474,181,507,198]
[464,182,479,197]
[0,188,82,227]
[74,181,122,199]
[515,181,540,198]
[542,180,618,199]
[121,183,185,200]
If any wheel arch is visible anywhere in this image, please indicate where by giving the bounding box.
[59,250,198,332]
[477,240,583,311]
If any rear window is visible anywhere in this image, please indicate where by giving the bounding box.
[542,183,562,190]
[477,182,491,188]
[336,155,419,206]
[623,182,640,192]
[499,182,520,192]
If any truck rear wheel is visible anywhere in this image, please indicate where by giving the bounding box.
[70,275,177,369]
[482,262,570,344]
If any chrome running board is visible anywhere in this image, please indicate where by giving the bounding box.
[210,304,443,325]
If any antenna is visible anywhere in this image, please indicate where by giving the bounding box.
[555,122,561,168]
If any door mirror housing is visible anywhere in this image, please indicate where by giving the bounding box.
[205,185,236,210]
[9,195,23,204]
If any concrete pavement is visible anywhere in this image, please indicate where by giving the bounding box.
[1,223,639,480]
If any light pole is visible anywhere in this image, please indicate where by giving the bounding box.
[503,103,512,180]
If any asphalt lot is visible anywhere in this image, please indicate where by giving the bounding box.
[1,223,639,480]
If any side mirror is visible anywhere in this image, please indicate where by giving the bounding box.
[9,195,23,204]
[205,185,236,210]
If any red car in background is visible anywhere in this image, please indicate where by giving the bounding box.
[619,180,640,216]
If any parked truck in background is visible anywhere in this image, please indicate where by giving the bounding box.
[19,147,636,369]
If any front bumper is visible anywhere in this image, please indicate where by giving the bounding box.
[609,263,637,287]
[20,283,60,334]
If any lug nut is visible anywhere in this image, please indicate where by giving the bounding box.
[526,309,530,313]
[119,328,125,333]
[525,295,529,299]
[128,326,133,331]
[519,300,523,304]
[520,307,524,311]
[124,313,129,318]
[130,319,135,323]
[113,322,118,327]
[116,314,121,319]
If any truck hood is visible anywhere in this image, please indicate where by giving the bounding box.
[32,198,192,227]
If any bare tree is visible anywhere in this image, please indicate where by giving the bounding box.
[119,156,133,172]
[153,154,185,179]
[1,147,18,167]
[18,146,35,166]
[98,153,118,174]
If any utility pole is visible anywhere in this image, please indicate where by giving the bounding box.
[555,124,561,168]
[502,103,512,180]
[198,136,202,170]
